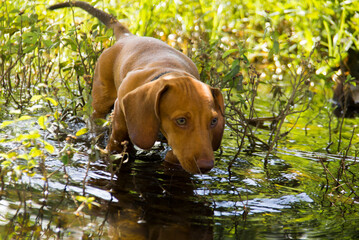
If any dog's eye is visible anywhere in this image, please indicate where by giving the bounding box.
[176,117,186,126]
[211,117,218,127]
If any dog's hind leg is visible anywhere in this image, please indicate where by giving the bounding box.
[91,48,118,119]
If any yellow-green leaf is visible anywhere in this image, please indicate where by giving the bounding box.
[30,148,42,158]
[38,116,48,130]
[0,120,14,128]
[54,111,59,120]
[76,127,88,136]
[18,115,32,121]
[222,49,239,59]
[39,139,55,154]
[76,196,87,202]
[44,144,55,154]
[30,95,43,102]
[45,97,58,106]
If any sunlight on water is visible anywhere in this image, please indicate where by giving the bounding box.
[0,117,359,239]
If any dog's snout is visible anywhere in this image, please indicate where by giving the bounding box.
[197,159,214,173]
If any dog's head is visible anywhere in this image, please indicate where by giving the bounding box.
[121,76,225,173]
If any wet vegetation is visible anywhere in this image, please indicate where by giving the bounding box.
[1,0,359,239]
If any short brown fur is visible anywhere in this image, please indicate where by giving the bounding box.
[49,1,225,173]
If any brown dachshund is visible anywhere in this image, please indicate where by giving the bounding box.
[49,2,225,173]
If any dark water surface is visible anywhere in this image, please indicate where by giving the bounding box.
[0,118,359,240]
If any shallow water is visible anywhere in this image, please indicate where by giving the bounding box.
[0,117,359,239]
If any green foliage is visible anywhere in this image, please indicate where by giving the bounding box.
[0,0,359,238]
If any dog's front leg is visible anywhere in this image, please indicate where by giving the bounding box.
[107,100,131,153]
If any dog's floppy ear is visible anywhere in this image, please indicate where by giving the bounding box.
[121,82,169,149]
[211,88,225,151]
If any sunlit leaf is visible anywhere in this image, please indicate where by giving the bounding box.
[222,49,239,59]
[15,132,41,141]
[54,111,59,120]
[1,160,12,167]
[76,196,87,202]
[30,95,43,102]
[0,120,14,128]
[18,115,32,121]
[38,116,48,130]
[76,127,88,136]
[44,143,55,154]
[30,148,42,158]
[17,154,29,160]
[45,97,58,106]
[39,139,55,154]
[9,109,21,114]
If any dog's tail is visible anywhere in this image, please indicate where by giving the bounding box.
[48,1,131,40]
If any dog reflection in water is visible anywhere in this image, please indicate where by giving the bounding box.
[90,161,213,240]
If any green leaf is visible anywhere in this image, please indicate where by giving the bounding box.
[23,32,38,44]
[61,154,69,165]
[39,139,56,154]
[15,132,41,141]
[42,39,53,48]
[273,40,279,55]
[0,120,14,128]
[17,154,29,160]
[44,144,55,154]
[1,160,12,168]
[30,95,43,102]
[30,148,42,158]
[23,44,37,54]
[38,116,47,130]
[45,97,58,106]
[54,111,59,120]
[76,196,87,202]
[63,37,77,51]
[18,115,32,121]
[76,127,88,136]
[0,115,32,128]
[222,49,239,59]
